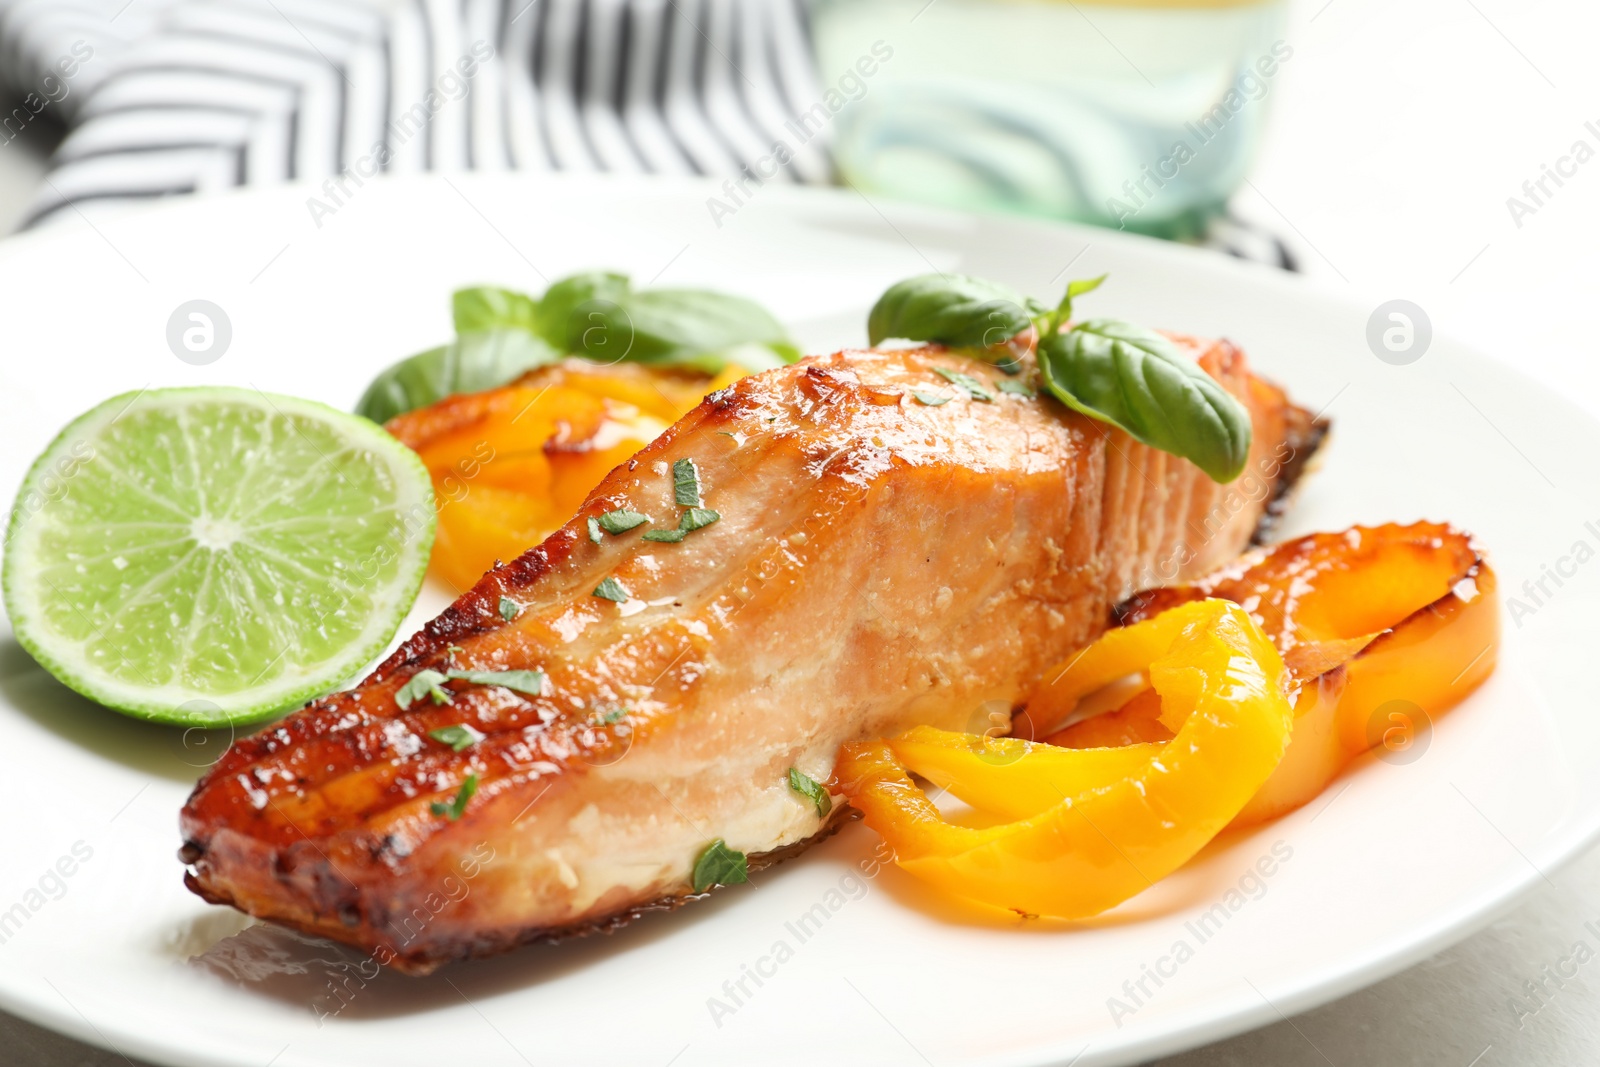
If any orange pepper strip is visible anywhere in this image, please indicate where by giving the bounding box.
[1331,563,1499,759]
[1031,523,1500,828]
[834,600,1294,918]
[386,362,747,589]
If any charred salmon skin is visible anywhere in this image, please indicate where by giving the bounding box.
[180,340,1323,973]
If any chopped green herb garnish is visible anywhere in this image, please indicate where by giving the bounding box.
[428,724,484,752]
[935,367,993,401]
[680,507,720,531]
[430,773,478,821]
[396,669,452,710]
[996,378,1035,398]
[672,457,702,507]
[594,707,628,725]
[994,354,1024,376]
[446,668,545,697]
[597,508,650,534]
[787,768,832,818]
[498,596,519,621]
[692,838,749,892]
[587,516,603,544]
[911,390,952,407]
[593,576,630,602]
[641,506,719,544]
[446,644,465,654]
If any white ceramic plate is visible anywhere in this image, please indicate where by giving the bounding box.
[0,174,1593,1067]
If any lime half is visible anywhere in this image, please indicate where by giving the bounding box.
[3,387,436,725]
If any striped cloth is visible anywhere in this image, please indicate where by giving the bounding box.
[0,0,1297,268]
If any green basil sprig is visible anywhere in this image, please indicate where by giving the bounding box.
[453,286,540,334]
[356,273,798,423]
[865,272,1252,483]
[356,329,561,425]
[532,271,632,354]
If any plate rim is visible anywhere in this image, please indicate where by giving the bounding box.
[0,170,1593,1067]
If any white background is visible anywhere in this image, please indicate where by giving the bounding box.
[1,0,1597,1063]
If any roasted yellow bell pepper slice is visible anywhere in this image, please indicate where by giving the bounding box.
[834,599,1294,918]
[886,729,1152,822]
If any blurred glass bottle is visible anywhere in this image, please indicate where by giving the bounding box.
[810,0,1290,238]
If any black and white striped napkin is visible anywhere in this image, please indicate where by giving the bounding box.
[0,0,1296,268]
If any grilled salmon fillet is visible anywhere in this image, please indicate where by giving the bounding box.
[180,339,1323,973]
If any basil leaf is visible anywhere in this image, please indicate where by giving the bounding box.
[787,768,832,818]
[597,508,650,534]
[1064,274,1107,303]
[1053,275,1107,325]
[396,669,451,710]
[430,773,478,821]
[535,272,633,352]
[446,669,546,696]
[355,329,561,424]
[672,458,701,507]
[428,724,484,752]
[452,286,540,334]
[1037,319,1252,483]
[626,289,792,364]
[498,596,519,621]
[593,576,630,602]
[692,838,748,892]
[538,276,797,373]
[679,507,720,531]
[643,508,720,547]
[643,507,718,543]
[867,273,1032,349]
[911,390,951,407]
[996,378,1035,398]
[934,367,993,402]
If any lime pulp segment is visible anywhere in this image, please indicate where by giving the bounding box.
[2,387,436,724]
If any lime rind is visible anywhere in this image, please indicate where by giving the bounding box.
[2,387,436,726]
